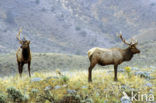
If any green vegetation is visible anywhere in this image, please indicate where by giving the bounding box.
[0,46,156,77]
[0,50,155,102]
[0,68,155,103]
[0,53,88,77]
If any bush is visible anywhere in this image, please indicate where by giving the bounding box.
[30,88,39,98]
[61,75,69,83]
[7,87,28,102]
[59,94,81,103]
[36,90,55,103]
[0,93,7,103]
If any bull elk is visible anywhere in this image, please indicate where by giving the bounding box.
[88,33,140,82]
[16,29,31,77]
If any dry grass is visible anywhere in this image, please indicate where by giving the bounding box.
[0,67,155,103]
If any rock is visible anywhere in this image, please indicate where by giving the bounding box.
[81,86,88,89]
[31,77,42,82]
[67,89,76,94]
[54,85,61,90]
[44,86,52,91]
[62,84,67,88]
[145,83,152,87]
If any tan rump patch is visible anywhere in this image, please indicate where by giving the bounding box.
[88,48,97,58]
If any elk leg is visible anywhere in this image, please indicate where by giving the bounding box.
[17,62,21,75]
[114,65,118,81]
[28,61,31,77]
[88,63,96,82]
[20,62,24,77]
[19,62,22,77]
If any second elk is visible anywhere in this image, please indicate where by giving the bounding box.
[16,29,32,77]
[87,33,140,82]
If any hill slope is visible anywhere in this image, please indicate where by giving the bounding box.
[0,40,156,77]
[0,0,156,54]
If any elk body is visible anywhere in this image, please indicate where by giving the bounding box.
[16,29,31,77]
[88,34,140,82]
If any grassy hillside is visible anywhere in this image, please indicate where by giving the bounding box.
[0,53,88,77]
[0,41,156,102]
[0,68,155,103]
[0,0,156,54]
[0,40,156,77]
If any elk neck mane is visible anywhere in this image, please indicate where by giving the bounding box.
[122,47,134,61]
[22,46,30,60]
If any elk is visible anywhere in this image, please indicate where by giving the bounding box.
[16,29,31,77]
[88,33,140,82]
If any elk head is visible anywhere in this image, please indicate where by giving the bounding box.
[119,33,140,54]
[16,29,30,49]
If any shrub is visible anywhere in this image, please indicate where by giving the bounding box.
[30,88,39,98]
[61,75,69,83]
[36,90,55,103]
[0,93,7,103]
[59,94,81,103]
[7,87,28,102]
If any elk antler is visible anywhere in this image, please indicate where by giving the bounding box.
[131,38,138,45]
[119,32,131,45]
[16,28,22,44]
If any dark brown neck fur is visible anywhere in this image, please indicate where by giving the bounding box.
[22,46,30,60]
[123,47,134,61]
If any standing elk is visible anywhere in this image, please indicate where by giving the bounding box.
[88,33,140,82]
[16,29,31,77]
